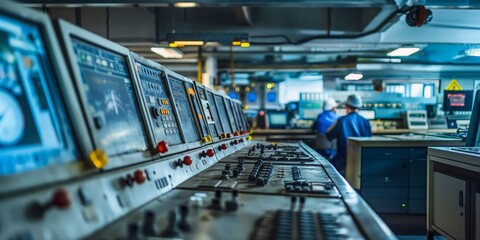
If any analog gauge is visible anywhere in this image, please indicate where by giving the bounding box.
[0,90,25,145]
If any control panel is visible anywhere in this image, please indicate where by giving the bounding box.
[0,2,395,240]
[165,71,203,148]
[131,53,187,155]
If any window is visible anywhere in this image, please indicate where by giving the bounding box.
[384,81,438,98]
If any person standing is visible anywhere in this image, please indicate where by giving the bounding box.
[326,94,372,174]
[312,98,339,158]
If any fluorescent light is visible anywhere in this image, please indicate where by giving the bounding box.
[174,2,197,8]
[387,47,420,57]
[151,47,183,59]
[344,73,363,81]
[171,40,204,46]
[464,48,480,57]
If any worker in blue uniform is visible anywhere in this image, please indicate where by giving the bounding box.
[312,98,339,158]
[326,94,372,175]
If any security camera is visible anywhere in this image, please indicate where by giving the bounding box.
[405,5,433,27]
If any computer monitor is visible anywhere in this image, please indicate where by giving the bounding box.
[214,93,233,134]
[466,89,480,147]
[56,20,149,167]
[247,92,257,103]
[443,90,474,112]
[0,2,87,193]
[224,97,240,132]
[268,111,289,129]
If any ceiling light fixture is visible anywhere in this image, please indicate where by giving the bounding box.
[387,47,420,57]
[169,40,204,47]
[174,2,197,8]
[344,73,363,81]
[464,47,480,57]
[151,47,183,59]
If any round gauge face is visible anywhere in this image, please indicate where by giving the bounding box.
[0,90,25,146]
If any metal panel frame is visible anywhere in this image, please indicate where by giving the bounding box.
[129,51,190,156]
[193,81,220,143]
[55,19,154,169]
[0,1,92,195]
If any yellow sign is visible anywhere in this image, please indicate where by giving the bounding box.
[446,79,462,91]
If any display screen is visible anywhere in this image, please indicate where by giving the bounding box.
[185,81,208,137]
[269,112,288,128]
[0,13,78,175]
[224,98,239,132]
[167,76,201,143]
[228,92,238,100]
[267,92,277,103]
[247,92,257,103]
[443,90,473,111]
[72,38,147,156]
[214,94,232,134]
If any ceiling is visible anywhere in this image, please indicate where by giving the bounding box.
[21,0,480,81]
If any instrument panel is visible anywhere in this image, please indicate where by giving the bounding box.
[0,2,396,240]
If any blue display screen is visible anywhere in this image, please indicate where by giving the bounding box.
[267,92,277,102]
[247,92,257,103]
[0,13,78,175]
[72,38,148,156]
[228,92,238,100]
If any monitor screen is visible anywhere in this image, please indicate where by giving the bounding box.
[228,92,238,100]
[167,76,201,143]
[0,13,78,175]
[247,92,257,103]
[443,90,474,111]
[466,89,480,147]
[268,112,288,128]
[224,98,239,132]
[214,94,233,134]
[358,110,376,120]
[266,92,277,103]
[71,37,148,156]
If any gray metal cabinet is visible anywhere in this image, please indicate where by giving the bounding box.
[360,147,427,213]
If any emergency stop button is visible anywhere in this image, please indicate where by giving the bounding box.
[157,141,169,153]
[183,156,193,166]
[206,149,215,157]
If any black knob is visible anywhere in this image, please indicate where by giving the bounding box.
[256,177,266,186]
[225,164,231,171]
[177,205,191,232]
[232,169,239,178]
[160,210,179,238]
[142,211,156,236]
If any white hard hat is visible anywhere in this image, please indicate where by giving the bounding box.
[323,98,338,110]
[345,94,363,109]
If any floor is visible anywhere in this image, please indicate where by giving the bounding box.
[378,213,446,240]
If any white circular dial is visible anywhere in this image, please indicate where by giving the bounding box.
[0,90,25,145]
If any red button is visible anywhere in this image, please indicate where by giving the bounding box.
[220,144,228,150]
[183,156,193,166]
[206,149,215,157]
[233,140,239,145]
[134,170,146,184]
[239,139,244,143]
[241,130,247,135]
[157,141,169,153]
[220,133,226,139]
[234,131,240,136]
[52,189,71,209]
[226,133,232,138]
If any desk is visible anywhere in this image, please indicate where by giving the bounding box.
[346,136,464,214]
[427,147,480,240]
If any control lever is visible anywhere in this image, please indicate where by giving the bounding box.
[210,190,223,210]
[159,210,179,238]
[142,210,156,236]
[290,196,297,211]
[177,205,191,232]
[299,196,306,211]
[225,190,239,212]
[25,189,71,220]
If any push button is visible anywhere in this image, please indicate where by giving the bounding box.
[206,149,215,157]
[157,141,169,154]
